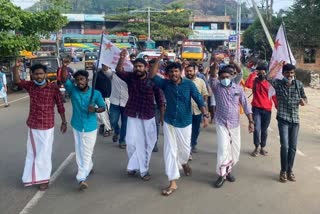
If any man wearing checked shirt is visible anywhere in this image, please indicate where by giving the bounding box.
[150,54,209,196]
[210,65,254,188]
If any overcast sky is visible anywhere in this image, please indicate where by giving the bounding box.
[12,0,295,12]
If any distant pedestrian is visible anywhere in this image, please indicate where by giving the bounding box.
[267,62,307,183]
[13,62,67,191]
[0,66,9,107]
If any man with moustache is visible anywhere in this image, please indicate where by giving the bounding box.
[150,54,209,196]
[267,62,307,183]
[185,64,208,156]
[61,69,106,190]
[116,50,165,181]
[13,63,67,191]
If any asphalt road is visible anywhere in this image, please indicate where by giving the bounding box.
[0,63,319,214]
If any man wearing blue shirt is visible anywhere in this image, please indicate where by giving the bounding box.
[150,54,209,196]
[62,69,106,190]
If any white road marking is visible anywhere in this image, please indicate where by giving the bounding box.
[296,149,306,157]
[315,166,320,172]
[19,152,75,214]
[0,95,29,107]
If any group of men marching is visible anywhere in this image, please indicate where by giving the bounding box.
[13,48,307,195]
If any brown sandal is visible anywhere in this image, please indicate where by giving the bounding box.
[251,149,259,157]
[162,187,177,196]
[260,149,268,156]
[103,130,111,137]
[39,183,49,191]
[141,172,151,181]
[182,164,192,176]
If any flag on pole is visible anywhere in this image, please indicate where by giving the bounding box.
[269,23,296,79]
[97,34,133,72]
[268,23,296,97]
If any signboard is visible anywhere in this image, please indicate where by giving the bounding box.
[229,42,237,50]
[229,35,237,42]
[84,14,104,22]
[188,30,231,41]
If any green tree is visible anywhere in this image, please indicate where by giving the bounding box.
[105,5,192,45]
[242,16,281,59]
[285,0,320,48]
[0,0,68,57]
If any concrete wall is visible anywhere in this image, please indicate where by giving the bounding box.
[294,48,320,72]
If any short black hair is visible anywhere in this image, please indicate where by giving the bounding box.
[256,65,267,71]
[186,64,196,70]
[129,53,136,58]
[73,70,89,79]
[133,58,148,67]
[143,55,149,58]
[282,63,296,72]
[165,62,182,73]
[218,64,235,76]
[148,59,157,64]
[31,64,47,73]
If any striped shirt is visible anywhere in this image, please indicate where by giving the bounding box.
[210,78,252,129]
[152,75,205,128]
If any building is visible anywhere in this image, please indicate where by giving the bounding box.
[62,14,105,35]
[188,16,233,50]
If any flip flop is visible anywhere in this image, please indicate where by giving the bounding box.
[162,187,178,196]
[182,164,192,176]
[103,130,111,137]
[260,149,268,156]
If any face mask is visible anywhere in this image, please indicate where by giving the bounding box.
[258,74,266,81]
[33,79,46,86]
[220,78,231,87]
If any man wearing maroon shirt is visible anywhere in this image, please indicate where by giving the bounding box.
[116,50,165,181]
[245,65,277,157]
[13,63,67,191]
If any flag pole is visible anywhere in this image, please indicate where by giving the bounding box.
[88,32,104,116]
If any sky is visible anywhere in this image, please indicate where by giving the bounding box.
[12,0,295,12]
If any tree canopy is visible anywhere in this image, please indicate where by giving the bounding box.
[0,0,68,57]
[105,4,192,44]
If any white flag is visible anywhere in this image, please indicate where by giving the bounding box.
[268,24,296,97]
[98,34,133,72]
[269,24,296,80]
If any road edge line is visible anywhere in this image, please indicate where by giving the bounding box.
[0,95,29,107]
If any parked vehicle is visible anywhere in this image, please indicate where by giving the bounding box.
[85,52,98,70]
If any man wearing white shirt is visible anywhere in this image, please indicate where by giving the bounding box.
[102,64,129,149]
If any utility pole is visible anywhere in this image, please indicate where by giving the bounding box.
[235,0,242,63]
[251,0,274,49]
[130,7,168,40]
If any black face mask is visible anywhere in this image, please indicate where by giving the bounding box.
[258,74,266,81]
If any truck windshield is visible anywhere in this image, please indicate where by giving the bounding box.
[182,46,202,53]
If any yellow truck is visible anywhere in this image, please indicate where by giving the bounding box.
[181,41,204,63]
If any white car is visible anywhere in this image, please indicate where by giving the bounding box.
[137,51,176,61]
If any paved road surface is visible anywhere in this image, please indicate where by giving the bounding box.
[0,63,319,214]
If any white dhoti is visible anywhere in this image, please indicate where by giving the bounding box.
[73,128,98,182]
[22,127,54,186]
[163,122,192,181]
[216,124,241,177]
[125,116,157,176]
[97,98,112,131]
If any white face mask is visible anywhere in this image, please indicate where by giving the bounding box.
[220,78,231,87]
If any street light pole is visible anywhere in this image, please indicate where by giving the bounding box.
[148,7,151,40]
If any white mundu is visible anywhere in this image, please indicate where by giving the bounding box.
[97,98,112,131]
[73,129,98,182]
[163,122,192,181]
[126,116,157,176]
[216,124,241,176]
[22,127,54,186]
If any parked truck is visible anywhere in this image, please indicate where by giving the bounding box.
[181,40,204,63]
